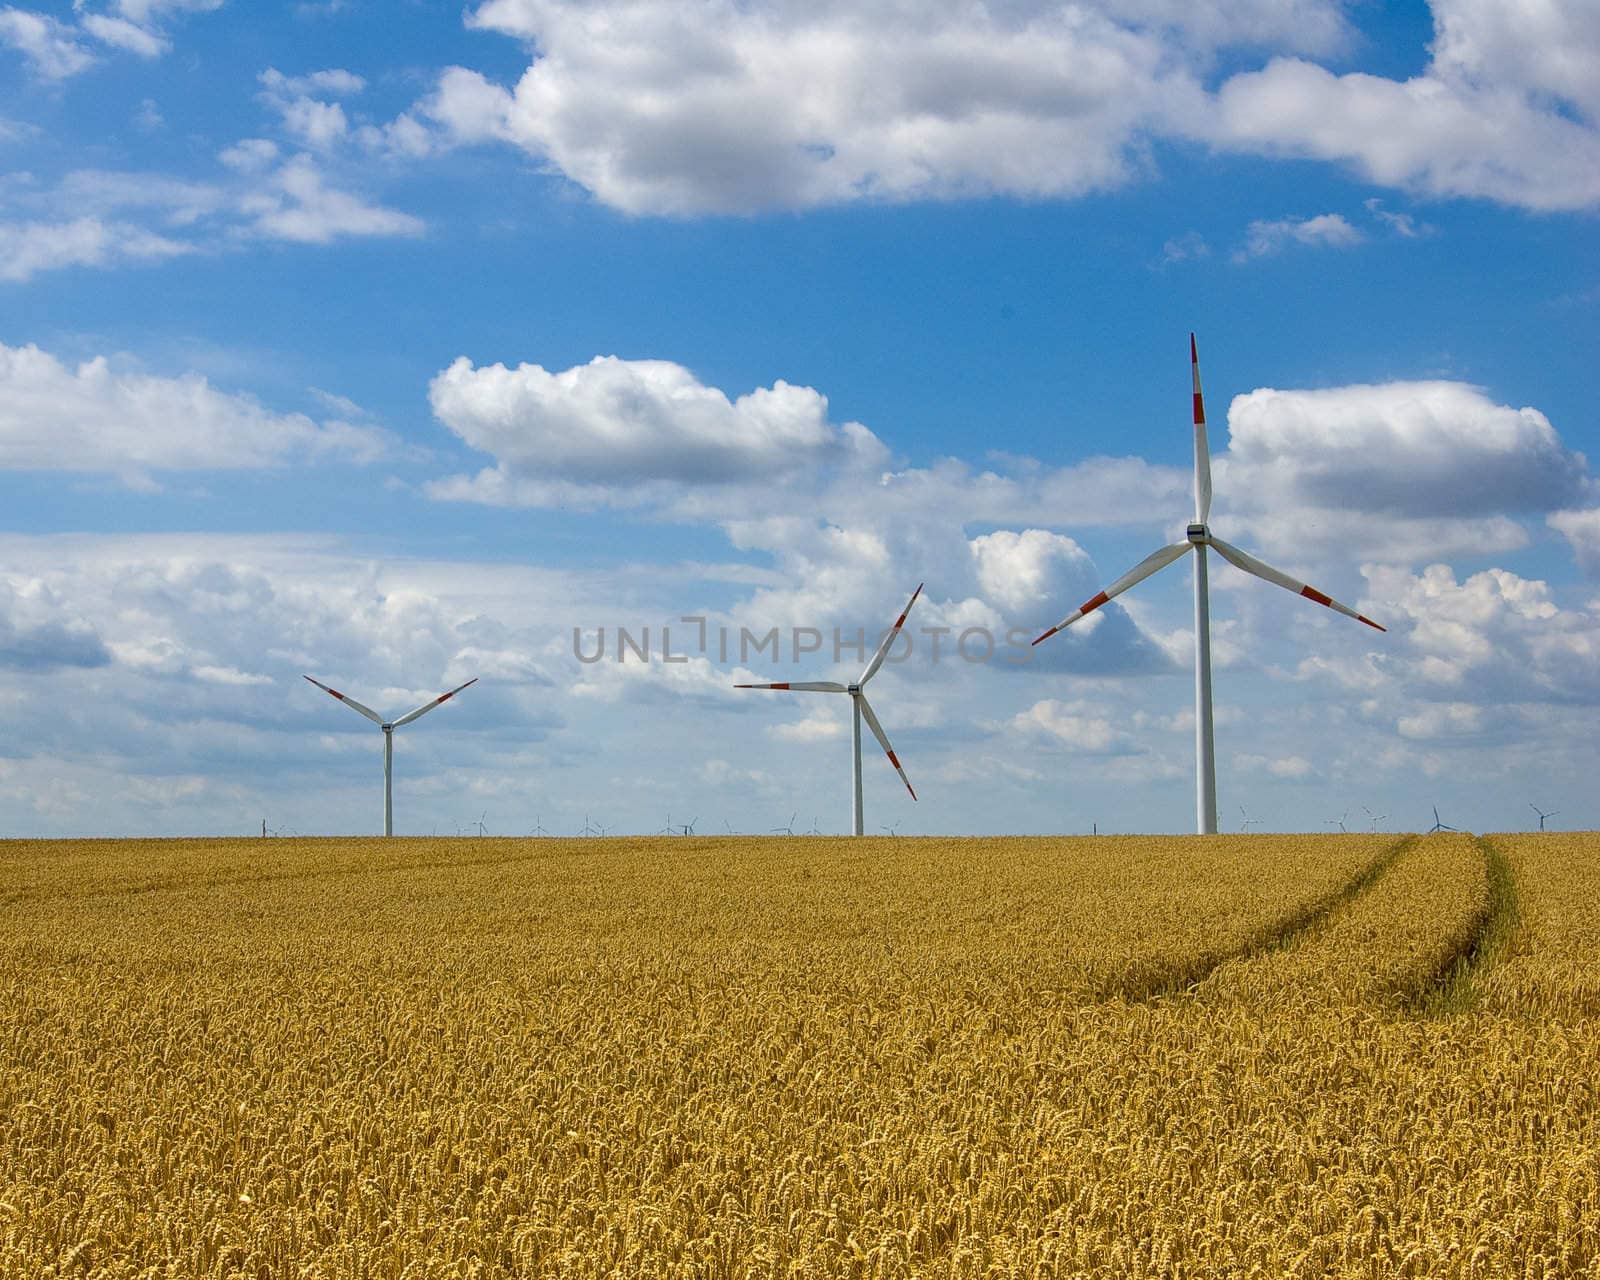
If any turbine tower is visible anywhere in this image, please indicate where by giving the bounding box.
[1033,335,1384,834]
[305,675,477,837]
[737,584,921,836]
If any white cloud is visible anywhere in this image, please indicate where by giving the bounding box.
[219,138,280,173]
[0,577,110,671]
[1429,0,1600,125]
[0,7,95,79]
[1004,697,1131,754]
[112,0,224,22]
[375,0,1600,215]
[1234,751,1314,779]
[428,354,888,505]
[450,0,1204,214]
[1233,212,1362,261]
[970,529,1094,617]
[0,216,191,281]
[1,0,219,78]
[1549,509,1600,577]
[1365,563,1600,705]
[421,66,515,145]
[1222,377,1587,528]
[1396,701,1483,741]
[0,342,389,477]
[80,12,166,56]
[239,155,425,243]
[258,69,367,150]
[260,67,366,98]
[1208,56,1600,212]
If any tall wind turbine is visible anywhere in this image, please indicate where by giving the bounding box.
[737,584,922,836]
[1033,335,1384,835]
[304,675,477,837]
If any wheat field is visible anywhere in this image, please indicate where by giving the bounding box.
[2,831,1596,1278]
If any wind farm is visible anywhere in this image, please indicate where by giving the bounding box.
[6,0,1594,1269]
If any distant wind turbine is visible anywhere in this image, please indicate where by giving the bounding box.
[1033,336,1383,834]
[1363,805,1387,833]
[737,584,922,836]
[1428,806,1458,834]
[771,813,797,836]
[1238,805,1261,833]
[1324,809,1349,834]
[1529,803,1558,831]
[304,675,477,837]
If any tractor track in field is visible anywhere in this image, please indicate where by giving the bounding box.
[1116,834,1418,1003]
[1412,835,1520,1015]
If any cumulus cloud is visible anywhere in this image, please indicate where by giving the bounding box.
[1208,55,1600,211]
[970,530,1094,617]
[1428,0,1600,125]
[1365,563,1600,705]
[0,342,389,478]
[428,355,889,506]
[445,0,1206,214]
[371,0,1600,215]
[1217,380,1590,558]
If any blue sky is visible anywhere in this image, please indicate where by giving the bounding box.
[1,0,1595,837]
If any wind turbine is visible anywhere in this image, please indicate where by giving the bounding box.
[304,675,477,837]
[1238,805,1261,833]
[770,813,797,836]
[1529,802,1558,831]
[1324,809,1349,834]
[1032,336,1384,835]
[1362,805,1387,833]
[1427,806,1458,834]
[737,584,922,837]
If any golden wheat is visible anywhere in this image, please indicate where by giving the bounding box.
[1,831,1595,1278]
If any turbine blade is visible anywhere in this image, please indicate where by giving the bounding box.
[1033,542,1191,644]
[733,681,848,693]
[857,694,916,801]
[1192,333,1212,525]
[304,675,384,725]
[861,582,923,685]
[1208,538,1385,631]
[391,677,479,727]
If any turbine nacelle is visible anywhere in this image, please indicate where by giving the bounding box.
[1186,524,1209,545]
